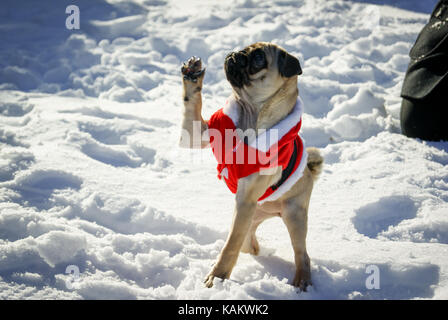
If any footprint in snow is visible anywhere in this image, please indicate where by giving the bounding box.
[80,139,157,168]
[61,106,173,128]
[77,120,155,146]
[0,149,35,182]
[352,195,418,239]
[0,128,29,148]
[0,102,34,117]
[7,169,83,210]
[311,258,439,299]
[68,130,159,169]
[81,141,144,168]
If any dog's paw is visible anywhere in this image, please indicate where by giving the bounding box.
[181,56,205,83]
[204,273,216,288]
[293,269,312,292]
[204,265,230,288]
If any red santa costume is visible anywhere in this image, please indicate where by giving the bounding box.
[207,96,308,204]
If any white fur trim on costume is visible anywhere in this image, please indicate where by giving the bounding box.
[222,97,241,126]
[222,96,304,153]
[257,140,308,204]
[220,167,229,180]
[251,97,304,152]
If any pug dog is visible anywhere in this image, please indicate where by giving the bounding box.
[179,42,323,291]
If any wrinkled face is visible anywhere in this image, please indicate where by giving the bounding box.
[224,42,302,103]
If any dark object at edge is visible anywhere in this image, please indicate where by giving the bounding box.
[400,0,448,141]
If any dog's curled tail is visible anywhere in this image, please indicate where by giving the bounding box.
[306,147,323,181]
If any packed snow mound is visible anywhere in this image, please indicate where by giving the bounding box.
[1,0,447,299]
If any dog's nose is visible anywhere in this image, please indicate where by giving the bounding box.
[234,51,248,68]
[227,51,247,69]
[225,51,250,88]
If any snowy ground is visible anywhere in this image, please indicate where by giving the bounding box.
[1,0,447,299]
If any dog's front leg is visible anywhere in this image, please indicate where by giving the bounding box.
[179,56,209,149]
[204,172,278,288]
[204,199,256,288]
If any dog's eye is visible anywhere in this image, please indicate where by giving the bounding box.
[252,51,265,68]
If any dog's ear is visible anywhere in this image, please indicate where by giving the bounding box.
[277,50,302,77]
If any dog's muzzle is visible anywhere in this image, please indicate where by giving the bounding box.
[224,51,251,88]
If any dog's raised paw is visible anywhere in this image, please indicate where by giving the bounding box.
[181,56,205,82]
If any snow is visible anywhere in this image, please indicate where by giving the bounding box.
[0,0,447,300]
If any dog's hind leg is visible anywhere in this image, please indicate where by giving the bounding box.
[241,207,278,255]
[282,200,312,291]
[280,169,314,291]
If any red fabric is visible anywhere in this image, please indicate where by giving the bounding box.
[207,108,303,201]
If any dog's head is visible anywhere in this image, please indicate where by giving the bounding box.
[224,42,302,105]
